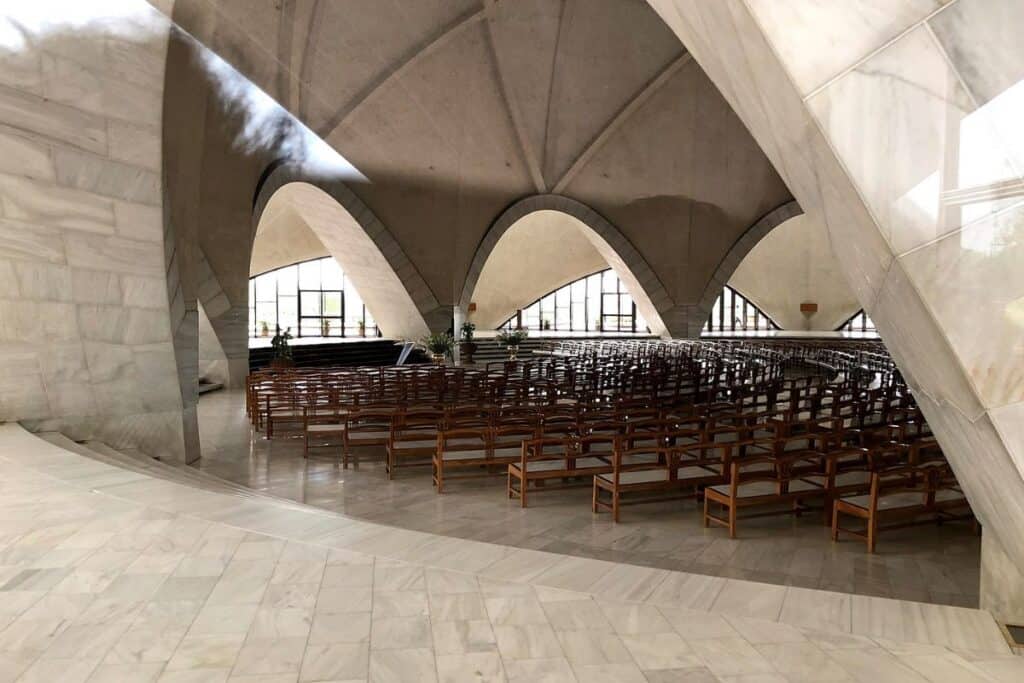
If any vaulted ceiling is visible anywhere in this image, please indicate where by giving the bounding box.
[165,0,793,313]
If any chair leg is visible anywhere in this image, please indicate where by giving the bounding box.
[867,516,877,553]
[831,505,840,541]
[703,496,710,528]
[592,480,599,513]
[728,503,737,539]
[612,489,620,523]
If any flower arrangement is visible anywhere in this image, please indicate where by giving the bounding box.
[496,328,529,347]
[419,332,455,364]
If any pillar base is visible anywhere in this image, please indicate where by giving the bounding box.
[981,531,1024,627]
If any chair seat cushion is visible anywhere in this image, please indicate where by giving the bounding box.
[307,423,345,433]
[391,439,436,450]
[441,449,489,461]
[708,478,824,499]
[596,469,669,485]
[346,430,389,441]
[675,465,720,482]
[522,456,608,473]
[841,492,924,511]
[834,470,872,487]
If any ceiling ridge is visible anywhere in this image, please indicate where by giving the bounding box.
[552,50,692,194]
[316,6,486,141]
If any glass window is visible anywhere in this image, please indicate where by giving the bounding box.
[248,256,378,341]
[500,268,650,334]
[322,291,342,317]
[702,286,779,335]
[837,310,878,336]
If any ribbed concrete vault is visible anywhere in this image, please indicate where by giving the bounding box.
[159,0,794,348]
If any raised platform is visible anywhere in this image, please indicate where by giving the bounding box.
[0,423,1019,682]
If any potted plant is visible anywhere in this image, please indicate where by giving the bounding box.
[420,332,454,365]
[496,328,528,360]
[542,318,551,331]
[270,326,294,368]
[358,320,366,337]
[260,320,270,337]
[320,318,331,337]
[459,322,477,364]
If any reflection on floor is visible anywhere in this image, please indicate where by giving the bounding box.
[3,424,1018,682]
[198,390,981,608]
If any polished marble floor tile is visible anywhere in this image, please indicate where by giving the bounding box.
[192,392,984,609]
[0,422,1018,683]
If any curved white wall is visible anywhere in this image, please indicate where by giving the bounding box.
[249,197,329,276]
[470,211,608,329]
[727,215,861,330]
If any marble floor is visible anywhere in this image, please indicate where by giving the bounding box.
[0,422,1020,683]
[198,391,981,608]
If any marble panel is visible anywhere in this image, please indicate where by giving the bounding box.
[36,342,91,384]
[0,219,66,264]
[0,84,107,154]
[122,275,171,310]
[40,51,163,127]
[114,201,163,243]
[64,232,164,278]
[0,372,50,420]
[70,269,123,305]
[0,300,79,343]
[106,34,169,90]
[808,25,1020,256]
[54,148,161,205]
[12,262,72,302]
[0,50,42,95]
[76,305,172,345]
[899,201,1024,408]
[869,259,984,421]
[929,0,1024,174]
[746,0,942,96]
[108,120,161,173]
[0,172,115,234]
[0,127,54,181]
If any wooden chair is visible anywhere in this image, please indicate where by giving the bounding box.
[386,408,442,478]
[432,427,490,493]
[342,408,394,468]
[831,465,933,552]
[703,450,828,538]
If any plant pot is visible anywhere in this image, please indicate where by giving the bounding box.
[430,352,446,366]
[459,341,478,364]
[507,344,519,361]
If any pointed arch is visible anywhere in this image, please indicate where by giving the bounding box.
[459,194,675,337]
[693,200,803,327]
[254,165,441,339]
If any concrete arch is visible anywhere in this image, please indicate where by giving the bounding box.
[694,200,803,325]
[459,194,675,337]
[254,167,440,340]
[253,163,446,339]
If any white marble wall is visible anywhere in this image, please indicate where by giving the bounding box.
[0,2,192,461]
[647,0,1024,621]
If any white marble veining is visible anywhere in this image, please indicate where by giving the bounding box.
[0,1,190,462]
[645,0,1024,621]
[747,0,944,96]
[0,422,1013,679]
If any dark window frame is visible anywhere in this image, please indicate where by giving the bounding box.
[499,268,647,333]
[248,256,381,339]
[702,285,780,333]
